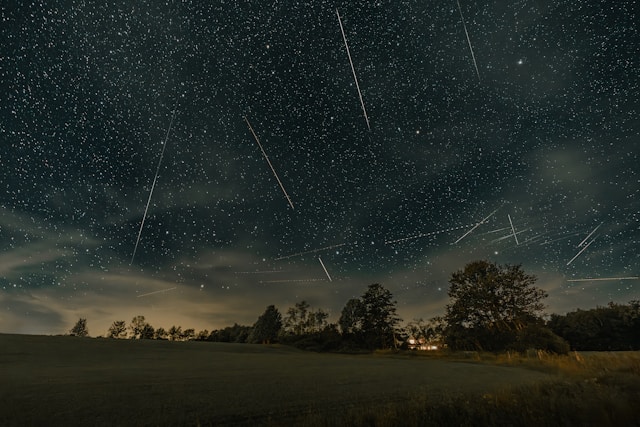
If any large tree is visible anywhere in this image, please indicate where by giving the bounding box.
[282,300,329,336]
[360,284,402,349]
[339,298,365,336]
[444,260,548,351]
[338,286,402,349]
[248,305,282,344]
[69,318,89,337]
[283,300,311,336]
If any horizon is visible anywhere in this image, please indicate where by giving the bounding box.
[5,270,637,337]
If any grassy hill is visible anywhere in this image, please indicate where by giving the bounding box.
[1,333,638,426]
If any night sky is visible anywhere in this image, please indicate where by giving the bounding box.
[1,1,638,335]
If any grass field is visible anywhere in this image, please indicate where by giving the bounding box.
[1,334,638,426]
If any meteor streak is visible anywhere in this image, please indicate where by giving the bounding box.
[490,228,528,244]
[336,9,371,131]
[131,106,177,265]
[259,279,327,284]
[566,237,596,266]
[507,214,519,245]
[567,277,639,282]
[456,0,481,82]
[137,287,177,298]
[453,208,499,244]
[520,232,548,245]
[318,256,333,282]
[244,116,295,210]
[482,226,512,235]
[578,223,603,247]
[234,271,287,274]
[385,223,473,245]
[540,231,583,246]
[275,242,348,260]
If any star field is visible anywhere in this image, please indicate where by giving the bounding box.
[1,0,638,334]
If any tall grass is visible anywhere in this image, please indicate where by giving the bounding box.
[493,349,640,377]
[288,351,640,427]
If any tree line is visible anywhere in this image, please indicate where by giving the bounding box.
[69,260,640,353]
[69,315,208,341]
[548,301,640,351]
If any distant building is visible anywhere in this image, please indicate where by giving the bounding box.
[407,336,439,351]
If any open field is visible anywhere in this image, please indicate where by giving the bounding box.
[1,334,639,426]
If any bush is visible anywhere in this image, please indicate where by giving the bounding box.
[281,327,344,352]
[510,325,570,354]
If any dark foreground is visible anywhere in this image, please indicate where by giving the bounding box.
[0,334,561,426]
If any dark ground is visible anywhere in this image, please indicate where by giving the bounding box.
[0,334,554,426]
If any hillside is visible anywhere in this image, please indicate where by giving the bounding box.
[0,333,553,426]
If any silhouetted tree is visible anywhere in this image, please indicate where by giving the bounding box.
[154,327,168,340]
[282,301,330,337]
[443,261,550,352]
[168,325,183,341]
[69,318,89,337]
[283,300,311,336]
[196,329,209,341]
[311,309,330,333]
[285,323,344,352]
[360,284,402,349]
[140,323,155,340]
[129,315,154,340]
[315,323,343,351]
[182,328,196,341]
[548,301,640,350]
[279,301,334,350]
[337,286,401,350]
[107,320,127,339]
[248,305,282,344]
[339,298,365,335]
[208,323,252,343]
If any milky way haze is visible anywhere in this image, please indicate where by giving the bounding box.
[1,1,638,335]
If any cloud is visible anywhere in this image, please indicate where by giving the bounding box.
[0,243,73,278]
[0,291,67,335]
[0,208,102,280]
[1,265,248,336]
